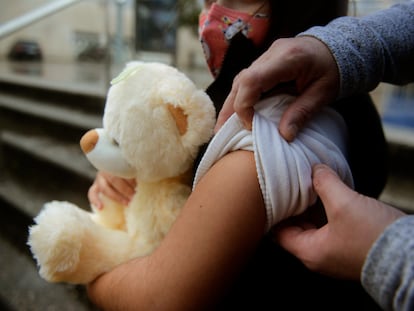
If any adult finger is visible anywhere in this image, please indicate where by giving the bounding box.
[215,68,263,132]
[278,71,339,142]
[274,220,318,253]
[230,72,264,130]
[311,164,355,217]
[277,96,313,142]
[274,165,354,269]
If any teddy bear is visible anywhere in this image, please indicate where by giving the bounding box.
[27,61,216,284]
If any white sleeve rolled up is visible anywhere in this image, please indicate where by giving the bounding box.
[193,94,353,232]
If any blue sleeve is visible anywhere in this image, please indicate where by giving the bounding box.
[361,216,414,311]
[298,2,414,98]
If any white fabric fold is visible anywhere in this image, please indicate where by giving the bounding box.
[193,94,353,232]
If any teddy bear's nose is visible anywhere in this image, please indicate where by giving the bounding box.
[80,129,99,154]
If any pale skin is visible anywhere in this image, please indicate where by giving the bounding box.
[87,151,266,310]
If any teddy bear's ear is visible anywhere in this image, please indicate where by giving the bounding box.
[167,104,188,136]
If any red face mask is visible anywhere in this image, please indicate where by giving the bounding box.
[199,2,270,77]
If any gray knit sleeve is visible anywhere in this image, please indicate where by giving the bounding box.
[361,216,414,311]
[298,2,414,99]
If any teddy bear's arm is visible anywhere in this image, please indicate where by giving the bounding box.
[28,200,148,284]
[88,150,266,311]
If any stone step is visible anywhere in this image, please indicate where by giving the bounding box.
[0,80,104,148]
[0,77,106,111]
[0,62,109,100]
[0,130,93,311]
[0,135,97,308]
[0,130,95,217]
[0,82,100,309]
[0,92,102,131]
[0,75,104,310]
[1,130,95,181]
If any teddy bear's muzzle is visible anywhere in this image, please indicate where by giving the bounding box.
[80,128,137,178]
[80,129,99,154]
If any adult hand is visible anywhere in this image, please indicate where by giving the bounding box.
[215,36,340,141]
[273,164,405,280]
[88,171,136,209]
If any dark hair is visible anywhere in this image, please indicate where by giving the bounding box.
[261,0,348,51]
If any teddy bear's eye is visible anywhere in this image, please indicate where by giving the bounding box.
[111,138,119,146]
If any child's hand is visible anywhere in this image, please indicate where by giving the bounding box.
[88,171,136,209]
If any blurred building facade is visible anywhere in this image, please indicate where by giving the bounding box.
[0,0,408,72]
[0,0,206,68]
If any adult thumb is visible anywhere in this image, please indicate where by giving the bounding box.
[312,164,355,215]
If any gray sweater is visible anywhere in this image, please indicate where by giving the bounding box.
[301,2,414,99]
[300,2,414,310]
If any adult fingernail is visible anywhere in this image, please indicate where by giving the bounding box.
[312,164,328,178]
[286,124,298,141]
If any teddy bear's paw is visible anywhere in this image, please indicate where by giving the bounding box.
[28,201,92,283]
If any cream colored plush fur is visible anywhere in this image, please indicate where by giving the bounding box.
[28,61,216,284]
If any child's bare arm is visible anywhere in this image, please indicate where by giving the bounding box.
[87,150,266,311]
